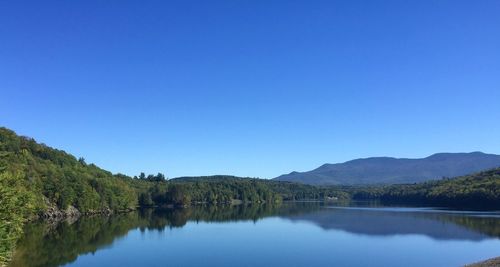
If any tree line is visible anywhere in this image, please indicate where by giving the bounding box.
[347,168,500,210]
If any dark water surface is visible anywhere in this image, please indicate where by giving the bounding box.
[9,202,500,267]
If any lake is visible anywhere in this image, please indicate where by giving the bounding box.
[8,202,500,267]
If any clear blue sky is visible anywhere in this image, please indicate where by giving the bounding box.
[1,0,499,178]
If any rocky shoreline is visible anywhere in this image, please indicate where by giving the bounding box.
[33,198,134,221]
[465,257,500,267]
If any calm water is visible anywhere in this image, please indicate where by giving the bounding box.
[9,202,500,267]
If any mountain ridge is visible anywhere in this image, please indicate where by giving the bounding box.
[274,152,500,185]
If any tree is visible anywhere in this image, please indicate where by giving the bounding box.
[155,173,165,181]
[166,185,190,206]
[0,170,35,265]
[138,192,153,206]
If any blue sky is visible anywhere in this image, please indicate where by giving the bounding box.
[1,0,499,178]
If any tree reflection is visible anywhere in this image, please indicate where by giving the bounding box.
[7,202,499,267]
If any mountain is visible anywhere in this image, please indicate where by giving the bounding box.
[274,152,500,185]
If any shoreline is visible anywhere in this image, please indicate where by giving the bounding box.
[465,257,500,267]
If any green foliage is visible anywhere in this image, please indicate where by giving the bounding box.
[130,176,284,207]
[349,168,500,209]
[0,127,137,214]
[129,175,351,208]
[0,170,35,266]
[0,127,140,265]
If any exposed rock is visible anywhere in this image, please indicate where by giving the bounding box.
[65,205,81,218]
[41,198,64,219]
[40,198,117,219]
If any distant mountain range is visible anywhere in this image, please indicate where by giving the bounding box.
[274,152,500,185]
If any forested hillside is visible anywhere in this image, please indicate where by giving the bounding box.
[0,127,137,215]
[350,168,500,209]
[126,175,350,210]
[131,175,282,206]
[0,127,137,265]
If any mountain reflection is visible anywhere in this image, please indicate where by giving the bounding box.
[285,206,500,240]
[8,203,500,267]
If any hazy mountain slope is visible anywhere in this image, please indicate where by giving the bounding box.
[274,152,500,185]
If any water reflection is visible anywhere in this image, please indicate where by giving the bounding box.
[286,206,500,240]
[8,202,500,267]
